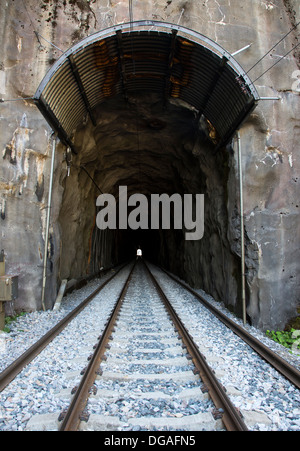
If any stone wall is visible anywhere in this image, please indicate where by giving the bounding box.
[0,0,299,330]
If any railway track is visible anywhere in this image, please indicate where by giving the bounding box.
[0,264,128,393]
[59,260,247,431]
[157,266,300,391]
[0,260,299,431]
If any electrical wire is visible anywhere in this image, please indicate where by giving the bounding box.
[35,33,64,53]
[0,0,65,103]
[80,165,103,194]
[128,0,142,192]
[245,20,300,77]
[252,41,300,84]
[21,0,43,46]
[22,0,64,52]
[129,0,134,31]
[236,21,300,92]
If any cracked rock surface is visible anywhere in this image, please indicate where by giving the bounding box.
[0,0,299,330]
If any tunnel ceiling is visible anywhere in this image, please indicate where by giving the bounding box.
[34,21,259,152]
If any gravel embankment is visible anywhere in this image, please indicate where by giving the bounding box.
[0,263,299,431]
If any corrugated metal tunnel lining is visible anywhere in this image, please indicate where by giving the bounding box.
[34,21,259,150]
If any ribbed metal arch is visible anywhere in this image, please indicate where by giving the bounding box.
[34,21,259,152]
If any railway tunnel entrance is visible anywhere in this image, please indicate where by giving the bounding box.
[34,21,259,321]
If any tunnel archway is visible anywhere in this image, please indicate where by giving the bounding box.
[34,21,259,319]
[34,21,259,152]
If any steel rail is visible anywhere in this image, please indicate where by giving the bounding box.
[143,261,248,432]
[158,266,300,390]
[0,264,127,393]
[59,262,136,431]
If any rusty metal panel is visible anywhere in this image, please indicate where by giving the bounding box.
[0,275,18,301]
[34,21,259,149]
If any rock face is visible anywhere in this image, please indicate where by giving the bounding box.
[0,0,299,331]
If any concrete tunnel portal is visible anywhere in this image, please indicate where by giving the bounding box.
[34,21,259,321]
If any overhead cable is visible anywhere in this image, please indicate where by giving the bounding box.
[245,20,300,76]
[80,165,104,195]
[21,0,42,46]
[253,41,300,84]
[129,0,134,31]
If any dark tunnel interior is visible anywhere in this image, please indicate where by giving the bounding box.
[31,23,261,322]
[56,92,244,318]
[110,228,163,264]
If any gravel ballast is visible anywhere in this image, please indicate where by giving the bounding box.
[0,263,299,431]
[149,264,300,431]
